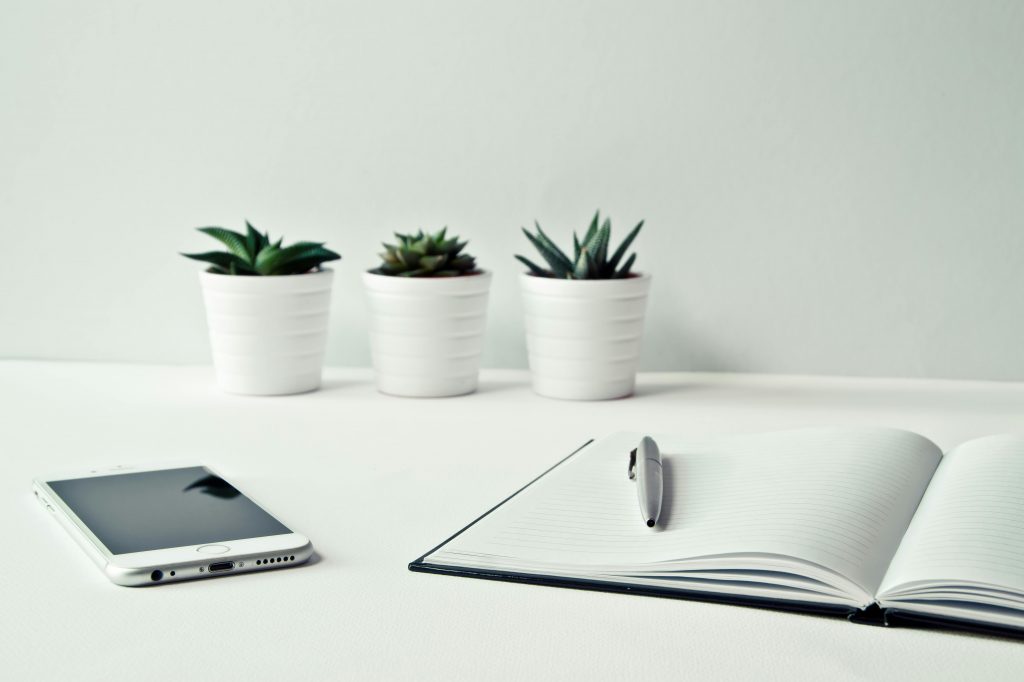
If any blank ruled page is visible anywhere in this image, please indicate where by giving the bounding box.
[428,428,941,597]
[879,435,1024,597]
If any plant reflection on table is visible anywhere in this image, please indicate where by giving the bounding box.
[183,474,241,499]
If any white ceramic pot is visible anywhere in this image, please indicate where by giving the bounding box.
[520,272,651,400]
[199,269,334,395]
[363,271,492,397]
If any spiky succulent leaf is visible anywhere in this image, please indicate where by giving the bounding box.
[418,254,446,271]
[397,247,421,268]
[448,255,476,270]
[583,211,600,246]
[588,220,611,276]
[533,222,574,273]
[516,254,548,277]
[258,243,332,275]
[274,251,342,275]
[521,227,570,278]
[254,242,328,275]
[197,227,251,264]
[183,223,340,276]
[573,248,590,279]
[244,222,262,260]
[606,220,643,272]
[253,244,280,272]
[515,211,643,279]
[613,252,637,278]
[181,250,257,275]
[585,249,598,279]
[371,228,481,277]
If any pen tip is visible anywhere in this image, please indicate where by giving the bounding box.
[646,519,655,528]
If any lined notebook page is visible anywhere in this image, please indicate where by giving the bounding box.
[879,435,1024,597]
[427,428,941,596]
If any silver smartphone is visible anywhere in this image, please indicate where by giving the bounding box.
[33,463,313,586]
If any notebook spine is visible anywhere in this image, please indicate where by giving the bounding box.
[883,608,1024,639]
[847,603,889,627]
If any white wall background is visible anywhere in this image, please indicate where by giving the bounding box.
[2,0,1022,379]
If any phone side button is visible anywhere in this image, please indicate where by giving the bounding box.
[46,505,55,512]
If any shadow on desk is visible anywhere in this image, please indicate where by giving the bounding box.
[318,379,358,393]
[632,382,705,398]
[475,378,527,395]
[474,379,707,399]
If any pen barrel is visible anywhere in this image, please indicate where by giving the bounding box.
[636,457,663,526]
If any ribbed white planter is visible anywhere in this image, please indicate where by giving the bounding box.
[199,269,334,396]
[521,273,651,400]
[363,271,491,397]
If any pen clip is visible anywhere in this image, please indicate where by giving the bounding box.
[628,448,637,480]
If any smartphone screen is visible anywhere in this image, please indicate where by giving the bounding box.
[47,467,291,554]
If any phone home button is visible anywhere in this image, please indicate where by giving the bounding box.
[196,544,230,554]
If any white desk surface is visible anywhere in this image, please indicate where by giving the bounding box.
[3,361,1024,681]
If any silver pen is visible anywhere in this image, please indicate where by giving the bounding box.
[628,436,663,528]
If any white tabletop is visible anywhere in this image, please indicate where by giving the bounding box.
[3,361,1024,680]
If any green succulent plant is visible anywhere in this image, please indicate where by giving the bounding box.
[182,222,341,276]
[371,228,480,277]
[515,211,643,279]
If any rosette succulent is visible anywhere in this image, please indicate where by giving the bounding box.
[371,228,479,277]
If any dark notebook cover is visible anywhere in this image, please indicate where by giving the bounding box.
[409,439,1024,640]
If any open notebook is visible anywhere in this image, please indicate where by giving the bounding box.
[410,428,1024,637]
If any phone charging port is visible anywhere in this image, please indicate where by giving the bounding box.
[208,561,234,573]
